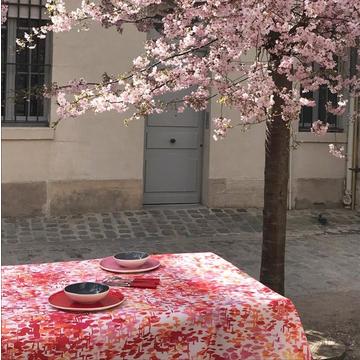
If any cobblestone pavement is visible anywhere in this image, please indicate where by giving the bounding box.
[2,207,360,294]
[2,207,360,359]
[2,207,360,249]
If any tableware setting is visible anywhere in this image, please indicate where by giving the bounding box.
[64,282,109,303]
[100,252,161,273]
[102,276,160,289]
[47,251,161,312]
[113,251,150,268]
[49,282,125,312]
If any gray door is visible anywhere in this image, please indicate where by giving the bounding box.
[144,92,204,204]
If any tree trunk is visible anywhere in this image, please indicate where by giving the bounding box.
[260,66,291,296]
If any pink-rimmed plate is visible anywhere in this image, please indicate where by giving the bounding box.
[100,256,161,273]
[49,289,125,312]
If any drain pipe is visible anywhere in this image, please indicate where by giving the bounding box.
[350,98,359,209]
[344,46,359,209]
[344,96,355,208]
[288,131,294,210]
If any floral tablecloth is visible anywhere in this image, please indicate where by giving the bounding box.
[1,252,311,359]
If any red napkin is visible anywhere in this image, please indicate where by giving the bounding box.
[130,278,160,289]
[103,277,160,289]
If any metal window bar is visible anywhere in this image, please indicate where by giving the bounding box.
[299,61,344,133]
[1,0,52,126]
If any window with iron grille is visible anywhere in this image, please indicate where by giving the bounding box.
[299,62,344,132]
[299,87,343,132]
[1,0,52,126]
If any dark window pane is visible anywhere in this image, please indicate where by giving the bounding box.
[1,25,7,116]
[30,74,44,116]
[3,10,51,125]
[31,38,46,70]
[299,89,313,130]
[1,26,6,64]
[318,85,327,123]
[1,74,5,116]
[18,18,30,28]
[16,29,29,72]
[15,73,28,116]
[327,90,337,127]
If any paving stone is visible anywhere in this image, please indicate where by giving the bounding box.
[188,209,200,213]
[60,236,77,241]
[198,209,210,214]
[104,231,117,238]
[134,232,146,237]
[60,230,74,235]
[176,231,190,237]
[190,214,203,218]
[7,239,18,244]
[93,234,105,239]
[174,225,186,230]
[118,229,131,234]
[18,231,31,236]
[161,230,175,236]
[224,209,236,214]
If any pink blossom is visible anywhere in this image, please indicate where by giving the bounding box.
[213,117,232,141]
[15,0,359,158]
[326,100,347,115]
[1,3,7,24]
[299,98,316,107]
[133,56,150,69]
[329,144,346,159]
[311,120,329,136]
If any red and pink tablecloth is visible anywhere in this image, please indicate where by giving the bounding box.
[1,252,311,359]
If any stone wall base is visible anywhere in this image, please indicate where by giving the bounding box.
[207,178,345,209]
[2,177,347,217]
[293,178,344,209]
[2,179,143,217]
[207,178,264,208]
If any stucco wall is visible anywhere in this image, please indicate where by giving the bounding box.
[1,24,352,215]
[2,24,147,216]
[291,133,347,209]
[206,101,348,209]
[206,101,266,208]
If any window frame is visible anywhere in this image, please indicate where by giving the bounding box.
[299,59,348,133]
[1,3,52,127]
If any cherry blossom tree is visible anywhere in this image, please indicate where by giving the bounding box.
[8,0,360,294]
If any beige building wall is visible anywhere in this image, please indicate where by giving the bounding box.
[204,48,348,209]
[290,132,347,209]
[2,24,147,216]
[206,106,348,209]
[1,25,354,216]
[206,102,266,208]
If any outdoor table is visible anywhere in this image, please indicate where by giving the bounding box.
[1,252,311,359]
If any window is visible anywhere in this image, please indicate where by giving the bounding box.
[1,0,51,126]
[299,62,344,133]
[299,86,342,132]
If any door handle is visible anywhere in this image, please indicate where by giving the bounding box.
[170,138,176,144]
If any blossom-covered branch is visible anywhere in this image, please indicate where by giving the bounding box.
[6,0,360,152]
